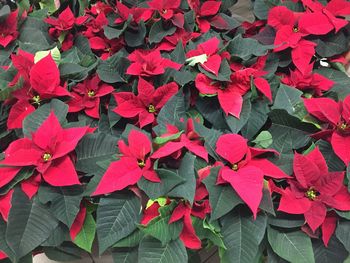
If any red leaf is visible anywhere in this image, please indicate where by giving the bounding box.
[304,201,327,232]
[304,98,340,125]
[293,153,321,188]
[216,134,248,164]
[221,166,264,218]
[70,205,87,240]
[92,157,143,195]
[254,77,272,101]
[0,189,13,222]
[42,156,81,186]
[331,132,350,165]
[0,167,21,188]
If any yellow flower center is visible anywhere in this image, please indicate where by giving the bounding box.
[148,104,156,113]
[305,188,317,200]
[340,123,347,130]
[32,95,41,105]
[42,152,52,162]
[138,160,145,168]
[293,26,299,33]
[232,164,238,171]
[87,90,95,97]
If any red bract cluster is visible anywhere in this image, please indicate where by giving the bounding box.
[0,0,350,262]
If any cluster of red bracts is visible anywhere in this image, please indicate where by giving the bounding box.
[1,0,350,256]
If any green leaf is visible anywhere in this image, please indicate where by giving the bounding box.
[6,189,59,260]
[73,213,96,252]
[227,34,272,60]
[267,227,315,263]
[96,50,130,83]
[241,100,269,140]
[313,237,348,263]
[18,17,53,53]
[154,131,183,145]
[192,218,226,249]
[43,245,82,262]
[336,221,350,252]
[113,229,144,248]
[96,193,141,254]
[59,63,89,81]
[253,131,273,148]
[38,185,83,228]
[253,0,280,20]
[315,31,348,58]
[124,21,146,47]
[138,236,188,263]
[103,18,130,40]
[137,168,185,200]
[138,203,182,246]
[170,41,186,64]
[220,211,267,263]
[41,223,69,247]
[225,95,251,133]
[268,110,316,153]
[203,167,242,221]
[167,153,196,204]
[38,0,60,14]
[112,247,138,263]
[156,90,187,131]
[0,218,15,262]
[315,68,350,99]
[316,140,345,172]
[75,132,118,174]
[149,20,177,44]
[0,5,10,22]
[22,99,68,138]
[272,84,303,116]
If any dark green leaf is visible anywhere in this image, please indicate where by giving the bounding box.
[227,34,272,60]
[96,192,141,254]
[315,31,348,58]
[6,189,59,260]
[167,153,196,204]
[75,132,118,174]
[220,211,267,263]
[38,185,83,228]
[149,20,177,44]
[272,84,303,116]
[138,168,185,200]
[241,100,269,139]
[203,167,242,221]
[316,68,350,99]
[268,110,316,153]
[112,247,138,263]
[267,227,315,263]
[313,236,348,263]
[336,220,350,252]
[124,21,146,47]
[138,236,188,263]
[96,50,130,83]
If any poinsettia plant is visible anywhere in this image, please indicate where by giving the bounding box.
[0,0,350,262]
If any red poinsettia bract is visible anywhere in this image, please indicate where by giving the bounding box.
[215,134,289,218]
[0,9,18,47]
[113,78,178,127]
[275,147,350,241]
[186,37,222,76]
[1,112,88,186]
[304,95,350,164]
[68,75,114,119]
[126,49,182,77]
[92,130,159,195]
[7,53,70,129]
[151,119,208,161]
